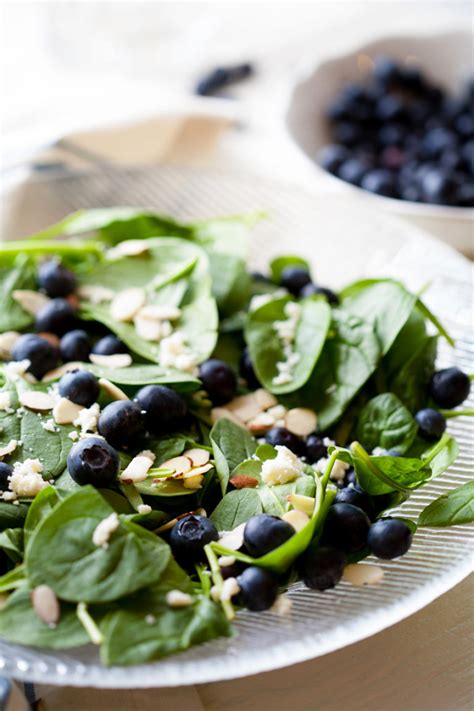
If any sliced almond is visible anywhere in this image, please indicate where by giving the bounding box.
[160,455,192,477]
[210,407,245,427]
[227,393,262,423]
[42,362,83,382]
[19,391,55,411]
[109,239,150,257]
[282,509,310,532]
[120,451,156,483]
[89,353,132,369]
[12,289,50,315]
[31,585,60,626]
[343,564,384,587]
[247,412,275,433]
[229,474,259,489]
[182,463,213,478]
[0,331,20,360]
[182,474,204,489]
[98,378,129,401]
[53,397,84,425]
[267,404,287,420]
[77,285,114,304]
[254,388,278,410]
[183,448,210,467]
[285,408,317,437]
[287,493,315,515]
[134,313,163,342]
[218,523,246,551]
[0,439,18,458]
[166,590,194,608]
[110,287,146,322]
[139,304,181,321]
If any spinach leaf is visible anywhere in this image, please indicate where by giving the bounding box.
[382,306,428,380]
[0,528,23,562]
[257,475,316,517]
[0,564,26,592]
[0,256,36,332]
[245,296,331,394]
[85,363,200,391]
[341,279,417,355]
[210,419,257,494]
[356,393,417,454]
[291,309,380,430]
[418,481,474,527]
[26,487,171,603]
[210,488,263,531]
[0,587,89,649]
[389,336,437,412]
[209,252,251,316]
[416,298,454,346]
[23,485,61,550]
[100,559,231,666]
[270,255,309,282]
[0,502,29,531]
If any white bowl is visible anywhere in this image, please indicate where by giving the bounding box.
[286,31,474,255]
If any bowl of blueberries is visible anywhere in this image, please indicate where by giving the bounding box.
[286,31,474,255]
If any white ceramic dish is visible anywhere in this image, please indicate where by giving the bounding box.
[285,30,474,255]
[0,164,472,687]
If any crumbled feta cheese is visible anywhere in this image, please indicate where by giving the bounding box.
[0,393,13,413]
[68,431,79,441]
[272,301,302,386]
[73,403,100,436]
[5,360,31,381]
[145,614,156,625]
[41,418,57,433]
[9,459,47,498]
[261,445,304,486]
[137,504,152,515]
[160,331,198,373]
[166,590,194,608]
[0,439,18,458]
[323,437,335,448]
[92,512,120,548]
[315,457,350,481]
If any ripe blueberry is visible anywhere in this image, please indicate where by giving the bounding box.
[11,333,59,379]
[322,503,370,554]
[35,298,77,336]
[429,367,471,408]
[169,515,218,565]
[243,514,294,558]
[415,408,446,441]
[265,427,306,457]
[98,400,144,448]
[135,384,187,435]
[38,260,76,297]
[299,545,347,591]
[237,566,279,611]
[67,436,119,487]
[199,359,237,405]
[60,329,91,362]
[279,266,312,296]
[58,369,100,407]
[92,335,128,356]
[368,518,413,559]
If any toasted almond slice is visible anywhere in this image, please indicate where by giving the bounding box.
[89,353,132,368]
[267,404,287,420]
[227,393,262,423]
[282,509,310,532]
[285,408,317,437]
[287,493,315,515]
[42,362,83,382]
[139,304,182,321]
[77,285,115,304]
[53,397,84,425]
[247,412,275,433]
[160,456,192,477]
[210,407,245,427]
[254,389,278,410]
[230,474,259,489]
[31,585,60,626]
[182,474,204,489]
[343,564,384,587]
[19,391,55,411]
[134,313,163,341]
[0,331,20,360]
[120,451,155,483]
[218,523,246,551]
[183,448,210,467]
[0,439,18,458]
[12,289,50,315]
[98,378,129,401]
[109,239,150,257]
[110,287,146,322]
[182,463,213,478]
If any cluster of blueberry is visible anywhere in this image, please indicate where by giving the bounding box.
[11,260,129,380]
[319,57,474,206]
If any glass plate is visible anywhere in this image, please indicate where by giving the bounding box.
[0,165,472,687]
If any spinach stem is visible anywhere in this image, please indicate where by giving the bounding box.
[195,564,212,597]
[440,409,474,418]
[320,450,340,491]
[0,240,103,259]
[204,544,235,621]
[76,602,103,645]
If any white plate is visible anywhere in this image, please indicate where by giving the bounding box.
[0,165,472,688]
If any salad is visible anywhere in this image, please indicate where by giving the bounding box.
[0,208,472,667]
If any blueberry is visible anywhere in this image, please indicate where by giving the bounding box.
[58,369,100,407]
[243,514,294,558]
[265,427,306,457]
[429,367,471,408]
[305,434,328,463]
[375,95,407,123]
[338,158,370,185]
[322,503,370,554]
[377,123,407,148]
[239,347,260,389]
[334,485,373,518]
[454,114,474,140]
[299,283,339,305]
[35,298,77,336]
[318,144,350,174]
[135,384,187,435]
[361,169,397,198]
[415,408,446,441]
[67,436,119,487]
[60,329,91,362]
[373,57,402,85]
[456,183,474,207]
[169,515,218,564]
[0,462,13,492]
[279,267,311,296]
[237,566,279,611]
[11,333,59,379]
[380,146,405,170]
[199,359,237,405]
[38,260,76,297]
[422,169,460,205]
[344,468,357,487]
[92,335,128,356]
[333,121,364,147]
[98,400,144,448]
[299,545,346,591]
[421,127,458,159]
[368,518,413,559]
[220,560,246,581]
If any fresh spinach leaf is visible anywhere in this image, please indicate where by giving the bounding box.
[0,256,36,332]
[23,486,61,549]
[245,295,331,394]
[356,393,417,454]
[210,419,257,494]
[85,363,200,391]
[0,528,23,562]
[210,488,262,531]
[0,564,26,592]
[0,502,29,531]
[389,336,437,412]
[382,306,428,380]
[418,481,474,527]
